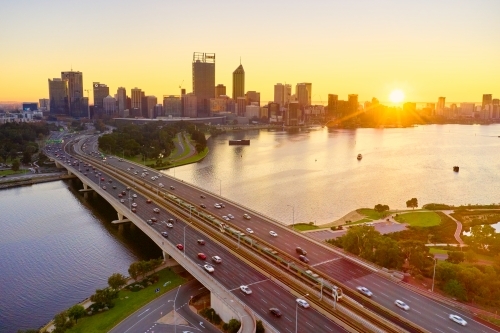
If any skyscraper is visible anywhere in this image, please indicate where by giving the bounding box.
[246,91,260,106]
[117,87,127,116]
[61,71,85,117]
[39,98,50,112]
[436,97,446,116]
[48,78,68,115]
[192,52,215,115]
[163,95,182,117]
[482,94,492,109]
[296,83,309,109]
[103,95,117,115]
[327,94,338,117]
[93,82,109,115]
[215,84,226,97]
[146,96,157,119]
[348,94,358,116]
[232,63,245,100]
[274,83,284,106]
[131,87,142,111]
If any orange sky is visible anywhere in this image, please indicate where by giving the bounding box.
[1,0,499,104]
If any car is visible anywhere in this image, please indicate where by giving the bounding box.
[203,264,214,273]
[243,213,251,220]
[200,195,206,199]
[112,185,117,189]
[150,217,158,222]
[198,253,207,260]
[146,199,152,204]
[168,218,174,223]
[100,177,105,181]
[127,168,131,171]
[120,199,125,203]
[356,286,373,297]
[246,228,254,234]
[197,239,206,245]
[153,208,160,213]
[146,219,153,225]
[102,186,106,190]
[122,190,126,195]
[449,314,467,326]
[132,208,137,213]
[118,193,123,197]
[214,203,221,209]
[227,214,234,219]
[299,255,309,263]
[240,285,252,295]
[394,300,410,311]
[132,194,137,198]
[159,183,164,188]
[212,255,222,263]
[269,308,282,317]
[166,223,173,228]
[222,216,230,221]
[176,244,184,250]
[296,298,310,308]
[269,231,278,237]
[132,203,138,207]
[219,203,225,208]
[296,247,307,255]
[108,179,113,183]
[200,203,206,208]
[170,186,175,190]
[126,186,131,190]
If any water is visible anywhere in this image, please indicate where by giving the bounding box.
[462,221,500,236]
[0,180,161,332]
[166,124,500,225]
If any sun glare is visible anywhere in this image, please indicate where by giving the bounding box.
[389,90,405,103]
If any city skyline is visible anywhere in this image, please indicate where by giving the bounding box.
[1,0,499,103]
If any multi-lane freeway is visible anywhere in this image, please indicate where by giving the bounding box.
[47,132,500,333]
[47,138,349,333]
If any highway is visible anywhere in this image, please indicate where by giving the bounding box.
[47,139,350,333]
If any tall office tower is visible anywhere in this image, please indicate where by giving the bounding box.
[93,82,109,115]
[232,63,245,100]
[287,102,299,126]
[39,98,50,111]
[482,94,492,109]
[103,95,117,115]
[131,88,142,111]
[61,71,85,117]
[274,83,285,105]
[117,87,127,116]
[492,99,499,119]
[327,94,338,117]
[236,97,246,116]
[48,78,69,115]
[163,95,182,117]
[192,52,215,115]
[246,91,260,106]
[436,97,446,116]
[348,94,358,116]
[182,93,197,118]
[154,104,163,117]
[296,83,309,108]
[460,103,475,117]
[146,96,157,119]
[304,83,312,105]
[268,102,280,119]
[215,84,226,97]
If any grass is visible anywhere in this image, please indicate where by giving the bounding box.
[167,147,209,167]
[0,169,24,176]
[292,223,319,231]
[348,218,374,225]
[357,208,389,220]
[66,268,185,333]
[394,211,441,227]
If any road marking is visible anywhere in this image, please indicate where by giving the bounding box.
[274,290,280,295]
[306,322,314,327]
[324,324,334,331]
[311,257,342,267]
[261,298,267,304]
[371,282,381,287]
[409,295,420,301]
[138,308,150,316]
[379,292,389,297]
[413,309,421,314]
[435,314,447,319]
[286,329,292,333]
[434,329,445,333]
[447,327,459,333]
[286,317,292,322]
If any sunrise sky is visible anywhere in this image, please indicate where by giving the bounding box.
[1,0,499,104]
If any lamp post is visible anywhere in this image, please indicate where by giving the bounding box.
[296,293,309,333]
[287,204,295,228]
[173,285,181,333]
[427,255,438,292]
[183,225,187,258]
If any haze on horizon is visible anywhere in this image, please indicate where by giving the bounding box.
[1,0,499,104]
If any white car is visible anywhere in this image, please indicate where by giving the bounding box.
[159,183,164,188]
[212,255,222,264]
[222,216,230,221]
[357,286,373,297]
[153,208,160,213]
[246,228,254,234]
[240,285,252,295]
[120,199,125,203]
[394,300,410,311]
[296,298,310,308]
[166,223,173,228]
[449,314,467,326]
[214,203,221,209]
[203,264,215,273]
[243,213,251,220]
[132,203,138,207]
[132,194,137,198]
[269,231,278,237]
[227,214,234,219]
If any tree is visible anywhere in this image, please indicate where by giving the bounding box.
[11,159,20,171]
[256,320,265,333]
[446,251,465,264]
[373,237,403,269]
[128,262,140,281]
[90,288,118,306]
[22,151,32,164]
[108,273,127,290]
[67,304,85,323]
[340,225,380,258]
[53,310,73,332]
[464,224,495,252]
[406,198,418,210]
[443,279,467,301]
[223,319,241,333]
[17,330,39,333]
[464,250,478,263]
[374,204,390,213]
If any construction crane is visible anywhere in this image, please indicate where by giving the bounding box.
[179,80,184,89]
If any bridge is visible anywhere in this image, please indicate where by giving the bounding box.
[46,133,499,333]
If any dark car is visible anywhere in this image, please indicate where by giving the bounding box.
[161,231,168,238]
[299,255,309,263]
[200,195,206,199]
[200,203,206,208]
[269,308,282,317]
[296,247,307,255]
[197,239,205,245]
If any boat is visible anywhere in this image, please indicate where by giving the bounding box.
[357,154,362,160]
[453,166,459,172]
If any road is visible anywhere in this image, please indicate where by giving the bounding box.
[46,138,349,333]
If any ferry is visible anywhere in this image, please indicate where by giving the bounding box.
[357,154,362,160]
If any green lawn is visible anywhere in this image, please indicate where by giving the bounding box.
[348,218,374,225]
[0,169,24,176]
[292,223,319,231]
[357,208,388,220]
[395,212,441,227]
[66,268,185,333]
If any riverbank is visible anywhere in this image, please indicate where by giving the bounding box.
[0,172,74,189]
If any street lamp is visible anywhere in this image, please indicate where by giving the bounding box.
[296,293,309,333]
[183,225,187,258]
[427,255,438,292]
[287,204,295,228]
[173,285,181,333]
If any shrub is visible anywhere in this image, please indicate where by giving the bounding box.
[256,320,265,333]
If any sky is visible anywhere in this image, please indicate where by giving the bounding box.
[1,0,499,105]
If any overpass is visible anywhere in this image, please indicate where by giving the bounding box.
[47,133,500,333]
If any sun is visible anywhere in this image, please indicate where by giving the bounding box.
[389,89,405,103]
